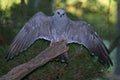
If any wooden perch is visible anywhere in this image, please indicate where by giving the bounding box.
[1,40,68,80]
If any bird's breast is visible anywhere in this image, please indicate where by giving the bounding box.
[51,19,68,42]
[52,27,67,42]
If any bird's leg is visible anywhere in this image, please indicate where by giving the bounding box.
[50,41,69,64]
[57,52,69,64]
[55,44,69,64]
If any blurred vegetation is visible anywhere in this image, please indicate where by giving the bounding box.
[0,0,117,80]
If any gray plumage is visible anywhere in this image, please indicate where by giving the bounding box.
[6,9,113,67]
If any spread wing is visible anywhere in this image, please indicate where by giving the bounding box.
[6,12,53,60]
[66,21,113,67]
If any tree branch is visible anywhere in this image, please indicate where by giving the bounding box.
[1,40,68,80]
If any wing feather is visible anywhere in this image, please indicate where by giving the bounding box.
[67,21,113,67]
[6,12,53,60]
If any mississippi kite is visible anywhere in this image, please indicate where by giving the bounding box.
[6,9,113,67]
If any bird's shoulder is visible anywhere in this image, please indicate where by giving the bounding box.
[30,11,52,22]
[68,20,92,31]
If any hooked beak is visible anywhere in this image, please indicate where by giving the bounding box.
[60,15,62,18]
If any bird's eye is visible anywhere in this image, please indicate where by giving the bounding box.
[57,12,60,14]
[63,13,65,15]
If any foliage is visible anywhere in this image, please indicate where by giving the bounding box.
[0,0,117,80]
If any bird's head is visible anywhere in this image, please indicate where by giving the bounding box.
[54,9,67,18]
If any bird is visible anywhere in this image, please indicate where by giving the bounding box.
[6,9,113,67]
